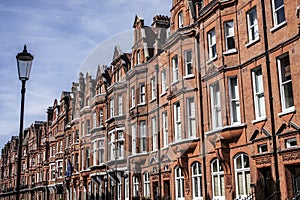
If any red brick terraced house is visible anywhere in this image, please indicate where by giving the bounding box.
[1,0,300,199]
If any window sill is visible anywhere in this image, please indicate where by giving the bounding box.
[278,107,296,117]
[270,21,287,33]
[137,102,146,106]
[183,74,195,79]
[246,38,260,48]
[223,48,237,55]
[160,88,168,97]
[171,80,179,86]
[206,55,218,64]
[251,116,267,124]
[150,98,156,103]
[130,106,135,110]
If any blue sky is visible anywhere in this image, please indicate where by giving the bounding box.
[0,0,170,150]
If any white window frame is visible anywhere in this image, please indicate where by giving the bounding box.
[172,56,179,83]
[192,162,203,200]
[50,163,55,180]
[211,159,225,200]
[99,109,104,127]
[210,82,222,129]
[86,120,91,134]
[151,77,156,100]
[117,131,124,159]
[258,143,268,153]
[133,175,139,197]
[131,87,135,108]
[224,21,235,51]
[139,83,146,104]
[118,94,123,115]
[277,53,294,112]
[98,140,104,164]
[162,111,168,147]
[110,132,115,160]
[234,154,251,198]
[161,69,167,94]
[143,172,150,197]
[174,102,182,141]
[140,121,147,153]
[86,148,90,168]
[187,97,196,137]
[178,11,183,28]
[286,138,297,148]
[137,51,141,65]
[132,124,136,155]
[110,98,114,118]
[152,117,157,151]
[175,166,185,200]
[93,141,97,166]
[252,67,266,120]
[185,50,193,76]
[125,176,129,200]
[229,76,241,125]
[57,160,63,178]
[271,0,285,27]
[247,7,259,43]
[93,111,97,128]
[208,28,217,60]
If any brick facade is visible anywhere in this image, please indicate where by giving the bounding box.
[1,0,300,199]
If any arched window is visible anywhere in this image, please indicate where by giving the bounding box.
[143,172,150,197]
[133,175,139,197]
[178,11,183,28]
[234,153,250,198]
[192,162,203,200]
[211,158,225,200]
[175,166,185,200]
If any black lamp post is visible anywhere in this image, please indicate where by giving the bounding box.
[15,45,34,200]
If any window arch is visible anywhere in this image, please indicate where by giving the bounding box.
[234,153,250,198]
[143,172,150,197]
[175,166,185,200]
[211,158,225,200]
[191,162,202,200]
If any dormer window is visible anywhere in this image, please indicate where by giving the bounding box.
[178,11,183,28]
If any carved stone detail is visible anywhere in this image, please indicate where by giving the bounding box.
[255,157,271,165]
[282,152,300,161]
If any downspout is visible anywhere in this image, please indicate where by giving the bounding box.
[104,83,109,200]
[260,0,281,198]
[195,32,208,200]
[155,64,162,200]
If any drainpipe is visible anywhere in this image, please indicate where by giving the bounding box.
[260,0,281,198]
[104,80,109,200]
[155,64,162,200]
[195,31,208,200]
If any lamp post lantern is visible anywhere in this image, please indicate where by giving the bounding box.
[15,45,33,200]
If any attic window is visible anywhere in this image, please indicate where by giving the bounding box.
[258,143,268,153]
[286,138,297,148]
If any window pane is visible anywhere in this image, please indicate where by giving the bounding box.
[275,0,284,8]
[236,155,242,169]
[237,172,244,195]
[213,176,219,196]
[245,171,251,195]
[277,7,285,24]
[220,175,225,196]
